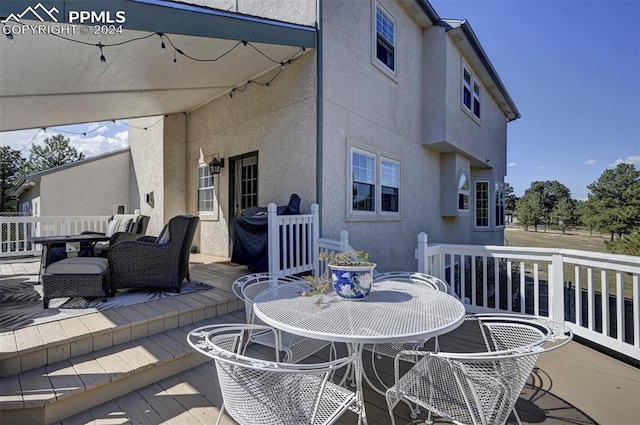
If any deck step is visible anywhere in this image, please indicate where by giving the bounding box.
[0,310,246,424]
[0,288,240,378]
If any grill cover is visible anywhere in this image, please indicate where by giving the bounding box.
[231,194,301,271]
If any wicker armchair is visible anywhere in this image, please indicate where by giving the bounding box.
[385,314,573,425]
[187,324,361,425]
[83,214,150,257]
[108,215,199,295]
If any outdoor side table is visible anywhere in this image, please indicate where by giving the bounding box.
[253,278,467,425]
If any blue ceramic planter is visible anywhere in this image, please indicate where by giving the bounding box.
[328,264,376,300]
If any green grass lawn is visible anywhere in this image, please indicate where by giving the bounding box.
[504,225,609,253]
[503,225,633,299]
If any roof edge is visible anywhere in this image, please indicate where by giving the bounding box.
[10,147,132,197]
[412,0,441,24]
[439,19,520,121]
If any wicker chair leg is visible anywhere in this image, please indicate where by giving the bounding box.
[43,298,49,309]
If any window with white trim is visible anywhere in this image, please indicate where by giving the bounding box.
[352,150,375,212]
[458,172,470,211]
[495,182,505,227]
[475,180,489,228]
[197,164,215,213]
[350,148,401,216]
[375,4,395,72]
[381,158,399,213]
[462,64,481,120]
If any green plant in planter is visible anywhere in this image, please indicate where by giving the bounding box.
[319,250,373,267]
[302,273,332,306]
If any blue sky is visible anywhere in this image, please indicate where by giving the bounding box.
[2,1,638,199]
[432,0,640,199]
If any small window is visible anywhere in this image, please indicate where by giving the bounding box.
[352,150,375,212]
[462,64,481,120]
[112,204,127,215]
[381,159,399,213]
[375,5,395,72]
[475,181,489,228]
[198,165,215,213]
[495,182,505,227]
[458,173,469,211]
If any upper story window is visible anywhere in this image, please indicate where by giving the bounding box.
[197,164,215,213]
[458,172,470,211]
[475,180,489,228]
[462,64,481,120]
[352,150,375,212]
[381,158,399,213]
[495,182,505,227]
[375,4,395,72]
[351,147,401,216]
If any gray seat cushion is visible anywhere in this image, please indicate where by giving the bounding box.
[46,257,109,275]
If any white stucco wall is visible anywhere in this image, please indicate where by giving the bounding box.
[320,0,442,271]
[36,150,133,216]
[163,114,188,226]
[320,0,511,270]
[128,0,514,266]
[128,116,166,236]
[184,0,317,26]
[186,52,317,257]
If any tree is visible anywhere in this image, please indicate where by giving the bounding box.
[24,134,84,173]
[504,182,518,224]
[516,180,572,231]
[516,190,544,231]
[0,146,26,212]
[605,227,640,256]
[585,163,640,240]
[551,198,575,233]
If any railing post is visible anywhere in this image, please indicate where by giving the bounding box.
[311,203,320,277]
[267,203,281,276]
[339,230,349,252]
[417,232,428,274]
[550,253,566,322]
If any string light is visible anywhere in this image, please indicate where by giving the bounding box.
[19,29,308,99]
[158,32,167,54]
[98,42,107,67]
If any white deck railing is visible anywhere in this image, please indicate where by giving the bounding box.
[318,229,353,276]
[267,203,320,277]
[0,215,110,258]
[416,232,640,361]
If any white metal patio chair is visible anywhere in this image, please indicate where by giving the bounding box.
[187,324,362,425]
[385,314,573,425]
[366,272,453,395]
[233,273,336,363]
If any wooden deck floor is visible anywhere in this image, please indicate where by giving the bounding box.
[53,309,640,425]
[2,255,639,424]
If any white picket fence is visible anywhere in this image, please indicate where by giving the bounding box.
[0,216,110,258]
[416,232,640,361]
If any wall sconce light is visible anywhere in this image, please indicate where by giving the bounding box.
[208,156,225,175]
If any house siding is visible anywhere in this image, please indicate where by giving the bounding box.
[128,116,166,236]
[185,51,317,257]
[27,150,134,216]
[128,0,514,268]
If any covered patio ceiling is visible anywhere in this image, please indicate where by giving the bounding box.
[0,0,316,131]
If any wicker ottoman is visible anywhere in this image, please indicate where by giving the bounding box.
[42,257,111,308]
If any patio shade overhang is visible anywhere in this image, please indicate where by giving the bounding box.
[0,0,316,131]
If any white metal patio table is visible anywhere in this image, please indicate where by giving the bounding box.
[253,278,466,425]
